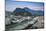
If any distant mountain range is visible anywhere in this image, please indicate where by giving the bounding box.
[13,7,44,16]
[5,7,44,16]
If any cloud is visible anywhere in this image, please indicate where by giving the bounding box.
[28,6,44,11]
[16,6,44,11]
[6,0,44,12]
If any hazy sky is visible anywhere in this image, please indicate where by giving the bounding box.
[6,0,44,12]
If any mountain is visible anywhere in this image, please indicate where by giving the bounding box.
[13,7,44,16]
[13,8,32,16]
[6,7,44,16]
[24,7,44,16]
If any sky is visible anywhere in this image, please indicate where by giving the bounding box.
[5,0,44,12]
[11,0,43,2]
